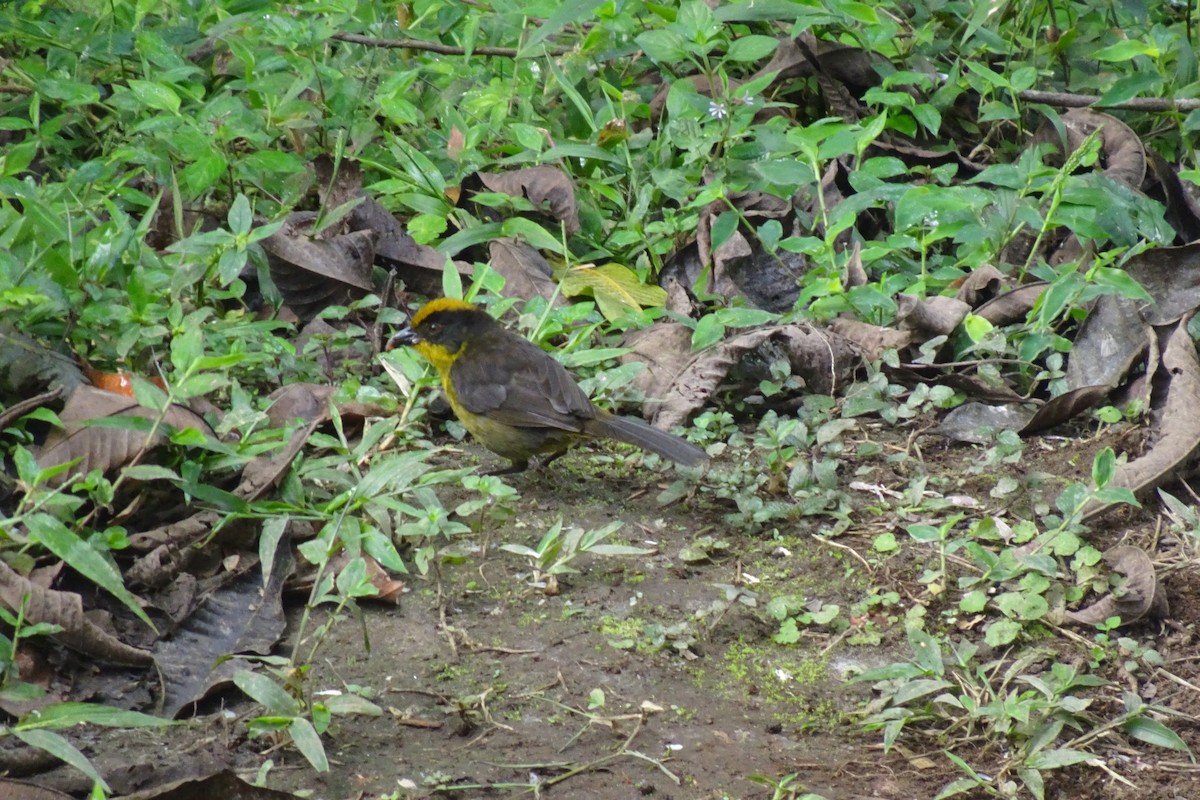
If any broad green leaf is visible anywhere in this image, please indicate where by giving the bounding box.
[500,217,564,254]
[13,729,109,791]
[323,693,383,716]
[289,716,329,772]
[234,669,300,717]
[127,79,181,113]
[636,30,688,62]
[872,532,898,552]
[25,514,155,630]
[961,313,992,342]
[1093,39,1160,61]
[726,35,778,62]
[39,80,101,105]
[984,617,1021,647]
[1018,767,1045,800]
[892,678,952,705]
[691,313,725,349]
[1123,716,1192,752]
[228,195,252,237]
[959,590,987,613]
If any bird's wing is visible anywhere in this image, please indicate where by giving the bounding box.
[450,334,595,432]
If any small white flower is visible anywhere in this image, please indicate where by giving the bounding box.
[708,101,728,120]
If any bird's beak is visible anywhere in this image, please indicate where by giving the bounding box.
[385,323,419,351]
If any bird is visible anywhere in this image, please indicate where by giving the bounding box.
[386,298,708,474]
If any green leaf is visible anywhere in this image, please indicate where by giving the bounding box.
[1123,716,1192,752]
[773,617,800,644]
[324,693,383,717]
[171,326,202,373]
[893,678,953,705]
[228,194,253,236]
[984,617,1022,647]
[839,2,878,23]
[126,79,181,113]
[442,255,464,299]
[18,702,173,730]
[12,729,109,791]
[1090,266,1153,302]
[872,532,898,552]
[1096,72,1162,107]
[178,150,228,198]
[1092,39,1160,61]
[39,79,101,105]
[408,213,447,245]
[959,590,987,613]
[289,716,329,772]
[1024,748,1096,769]
[1092,447,1116,488]
[25,514,156,631]
[726,35,779,62]
[500,217,564,254]
[691,313,725,349]
[234,669,300,717]
[710,211,738,250]
[120,465,180,482]
[1018,767,1045,800]
[637,30,689,62]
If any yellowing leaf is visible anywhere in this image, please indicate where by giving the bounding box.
[559,263,666,321]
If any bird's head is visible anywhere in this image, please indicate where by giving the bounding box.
[386,298,494,370]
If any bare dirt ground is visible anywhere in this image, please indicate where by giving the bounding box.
[25,425,1200,800]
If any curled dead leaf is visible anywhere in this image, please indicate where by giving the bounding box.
[0,559,152,666]
[1082,318,1200,520]
[1065,545,1167,627]
[476,165,579,234]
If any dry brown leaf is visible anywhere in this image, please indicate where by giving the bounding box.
[936,403,1036,444]
[1065,545,1167,626]
[1146,149,1200,243]
[954,265,1005,307]
[651,324,857,430]
[114,769,303,800]
[973,283,1047,326]
[0,325,86,399]
[1019,384,1113,436]
[477,165,579,234]
[0,559,152,665]
[488,238,562,304]
[621,323,696,418]
[34,386,214,487]
[1058,109,1146,189]
[261,211,376,323]
[154,543,292,718]
[828,317,913,362]
[1066,293,1151,391]
[653,328,776,430]
[1083,318,1200,520]
[895,294,970,337]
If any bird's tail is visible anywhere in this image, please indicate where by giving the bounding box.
[587,413,708,467]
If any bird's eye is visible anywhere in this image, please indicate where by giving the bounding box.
[425,322,442,335]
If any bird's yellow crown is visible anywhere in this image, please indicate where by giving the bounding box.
[410,297,477,327]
